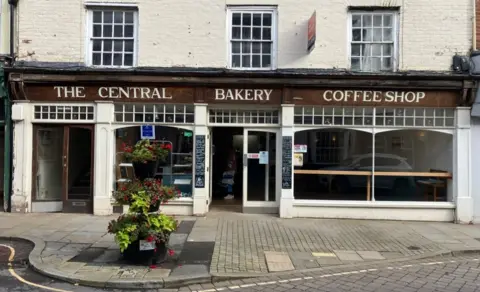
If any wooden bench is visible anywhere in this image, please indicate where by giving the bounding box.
[416,169,449,202]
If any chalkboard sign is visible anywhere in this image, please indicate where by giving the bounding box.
[194,135,206,188]
[282,136,293,189]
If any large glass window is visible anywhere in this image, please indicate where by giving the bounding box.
[293,128,453,202]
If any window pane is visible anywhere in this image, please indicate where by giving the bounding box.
[362,28,372,41]
[125,25,134,37]
[374,15,383,26]
[262,27,271,40]
[373,28,382,41]
[93,25,102,37]
[232,27,241,39]
[104,40,113,51]
[242,55,251,67]
[382,57,392,70]
[125,12,134,24]
[372,44,381,56]
[242,42,251,53]
[114,11,123,23]
[103,53,112,65]
[352,29,361,41]
[382,44,392,56]
[252,42,261,53]
[93,40,102,51]
[104,25,112,37]
[242,13,251,25]
[124,54,133,66]
[232,55,240,67]
[113,53,123,66]
[351,57,360,70]
[362,44,372,57]
[242,27,251,39]
[362,15,372,26]
[93,11,102,23]
[252,55,261,67]
[383,28,393,41]
[232,42,240,53]
[371,57,381,71]
[383,15,392,27]
[351,44,361,56]
[125,40,134,52]
[232,13,241,25]
[262,54,271,67]
[263,13,272,26]
[253,27,261,39]
[253,13,262,25]
[114,40,123,52]
[92,53,101,65]
[104,11,113,23]
[262,42,271,54]
[114,25,123,37]
[352,15,361,27]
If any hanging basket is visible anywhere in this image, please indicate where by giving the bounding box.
[133,160,159,180]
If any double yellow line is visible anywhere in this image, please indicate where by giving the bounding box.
[0,244,72,292]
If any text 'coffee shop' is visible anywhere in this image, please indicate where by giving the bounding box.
[7,70,474,223]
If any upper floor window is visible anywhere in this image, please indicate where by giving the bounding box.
[87,7,137,67]
[349,11,398,72]
[228,7,277,70]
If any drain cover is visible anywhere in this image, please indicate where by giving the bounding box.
[407,246,421,250]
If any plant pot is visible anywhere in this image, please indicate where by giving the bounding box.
[148,202,160,213]
[133,160,159,180]
[122,240,167,266]
[157,158,168,167]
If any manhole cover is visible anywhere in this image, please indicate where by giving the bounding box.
[407,246,421,251]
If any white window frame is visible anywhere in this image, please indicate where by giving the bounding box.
[226,6,278,70]
[85,4,139,68]
[347,10,399,72]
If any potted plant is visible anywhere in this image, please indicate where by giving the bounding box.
[114,178,179,212]
[121,140,172,180]
[108,189,179,266]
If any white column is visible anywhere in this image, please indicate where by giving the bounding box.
[193,103,208,216]
[455,107,473,223]
[10,101,33,213]
[280,104,294,218]
[93,101,115,215]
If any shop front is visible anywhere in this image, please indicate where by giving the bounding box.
[6,70,475,222]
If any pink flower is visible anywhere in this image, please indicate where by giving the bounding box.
[146,235,154,242]
[149,265,157,269]
[168,249,175,256]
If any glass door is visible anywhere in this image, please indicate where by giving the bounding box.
[242,128,279,213]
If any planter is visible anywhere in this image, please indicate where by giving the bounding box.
[122,240,167,265]
[133,160,159,180]
[148,202,160,213]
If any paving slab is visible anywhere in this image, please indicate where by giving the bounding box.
[357,250,386,260]
[169,264,209,277]
[264,251,295,272]
[334,250,364,262]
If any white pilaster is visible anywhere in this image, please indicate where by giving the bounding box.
[280,104,294,218]
[11,101,33,213]
[455,107,473,223]
[93,101,115,215]
[193,103,208,216]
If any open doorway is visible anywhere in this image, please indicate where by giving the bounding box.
[211,127,243,211]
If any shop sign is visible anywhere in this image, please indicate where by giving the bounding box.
[23,85,195,103]
[140,125,155,140]
[290,89,458,107]
[307,11,316,53]
[294,144,308,153]
[204,88,282,104]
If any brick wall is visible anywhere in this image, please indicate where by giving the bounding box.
[16,0,472,71]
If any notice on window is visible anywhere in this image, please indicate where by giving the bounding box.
[294,153,304,167]
[140,125,155,140]
[259,151,268,164]
[294,144,308,153]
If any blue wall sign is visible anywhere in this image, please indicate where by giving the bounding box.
[140,125,155,139]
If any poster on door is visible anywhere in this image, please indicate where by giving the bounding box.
[294,153,304,166]
[259,151,268,164]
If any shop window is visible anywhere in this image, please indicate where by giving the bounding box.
[349,10,398,72]
[87,6,137,67]
[33,105,95,121]
[114,104,194,124]
[115,126,194,198]
[293,129,453,203]
[209,109,279,125]
[228,6,277,69]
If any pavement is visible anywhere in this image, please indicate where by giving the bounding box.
[1,212,480,289]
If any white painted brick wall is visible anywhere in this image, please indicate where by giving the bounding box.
[16,0,472,71]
